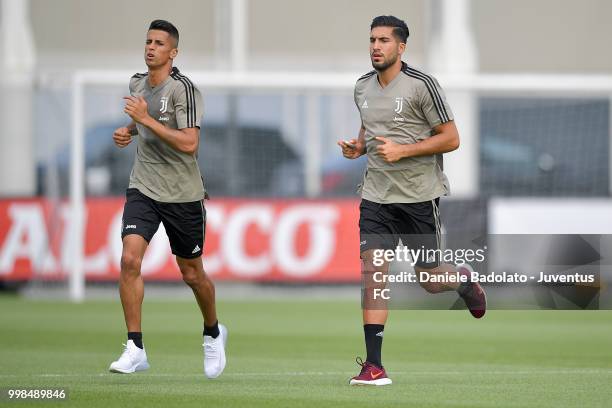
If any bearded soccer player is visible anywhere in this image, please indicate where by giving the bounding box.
[338,16,486,386]
[108,20,226,378]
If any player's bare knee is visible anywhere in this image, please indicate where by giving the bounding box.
[360,249,380,270]
[180,267,203,288]
[120,252,142,277]
[360,249,375,263]
[182,274,198,288]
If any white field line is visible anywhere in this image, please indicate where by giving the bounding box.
[0,369,611,378]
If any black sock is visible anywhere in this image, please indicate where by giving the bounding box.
[457,281,473,296]
[203,321,220,339]
[127,332,143,349]
[364,324,384,367]
[457,268,473,296]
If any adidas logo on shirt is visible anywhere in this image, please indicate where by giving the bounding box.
[362,100,369,109]
[192,245,201,254]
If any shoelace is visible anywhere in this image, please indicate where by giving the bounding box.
[204,342,218,354]
[119,343,134,361]
[355,357,369,375]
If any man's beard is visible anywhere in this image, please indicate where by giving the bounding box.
[371,54,398,72]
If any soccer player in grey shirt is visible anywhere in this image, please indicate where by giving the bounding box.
[339,16,486,386]
[109,20,226,379]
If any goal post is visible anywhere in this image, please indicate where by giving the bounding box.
[66,70,612,302]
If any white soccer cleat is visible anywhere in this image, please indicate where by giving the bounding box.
[109,340,150,374]
[203,324,227,379]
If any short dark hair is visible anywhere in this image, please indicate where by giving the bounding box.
[148,19,179,47]
[370,15,409,43]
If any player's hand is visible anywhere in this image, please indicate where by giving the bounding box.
[123,96,150,124]
[337,139,365,159]
[113,127,133,148]
[375,136,405,163]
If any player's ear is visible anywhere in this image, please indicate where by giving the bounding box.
[170,48,178,59]
[398,42,406,55]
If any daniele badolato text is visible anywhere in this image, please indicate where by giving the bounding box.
[373,270,596,284]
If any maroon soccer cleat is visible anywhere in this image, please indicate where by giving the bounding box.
[349,357,392,386]
[457,264,487,319]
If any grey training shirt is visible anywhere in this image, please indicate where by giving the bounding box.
[128,67,205,203]
[354,61,454,203]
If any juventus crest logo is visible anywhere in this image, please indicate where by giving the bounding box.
[160,97,169,113]
[394,97,403,114]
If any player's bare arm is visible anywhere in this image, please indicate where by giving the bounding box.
[338,125,367,159]
[375,120,460,163]
[123,95,199,154]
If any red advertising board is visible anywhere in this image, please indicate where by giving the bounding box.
[0,198,361,282]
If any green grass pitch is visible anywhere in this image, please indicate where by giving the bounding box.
[1,295,611,407]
